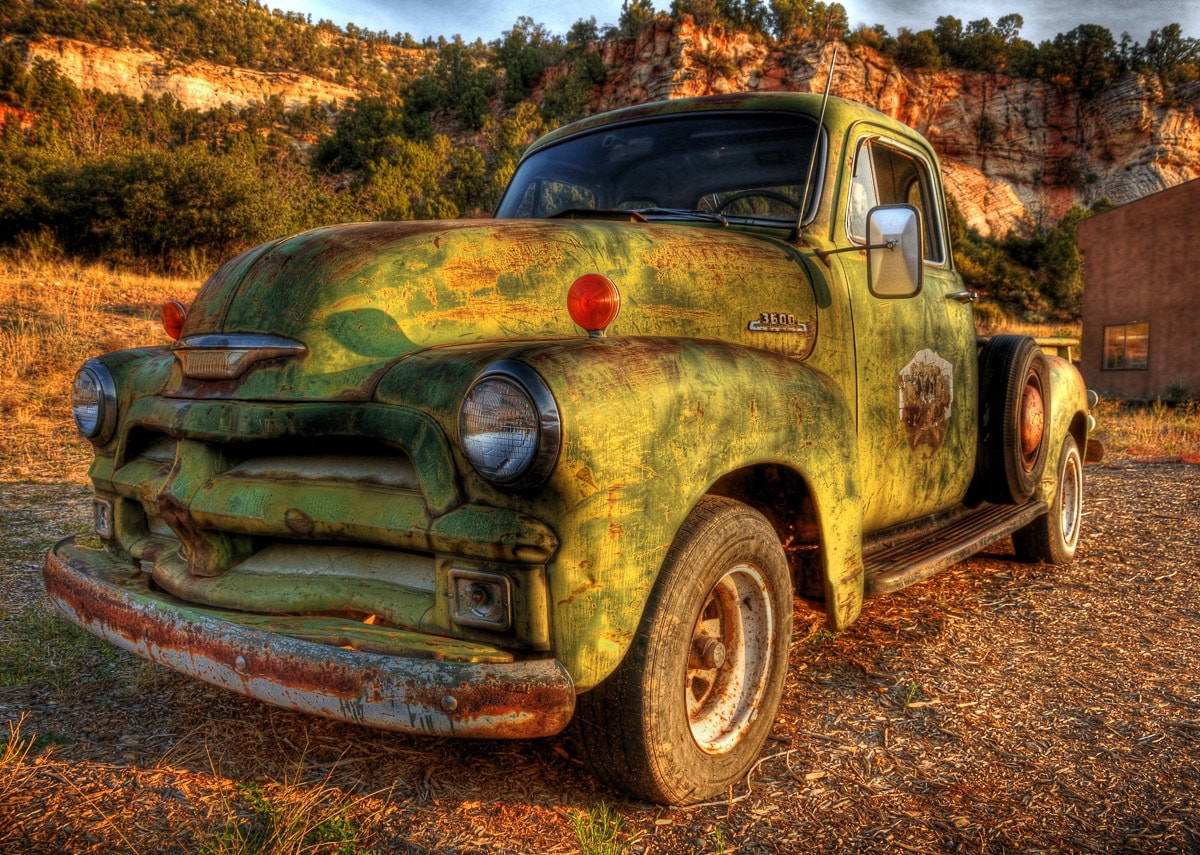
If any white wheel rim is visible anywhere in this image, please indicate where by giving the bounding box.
[685,564,776,755]
[1059,446,1082,548]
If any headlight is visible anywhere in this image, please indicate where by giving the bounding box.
[459,360,561,488]
[71,359,117,442]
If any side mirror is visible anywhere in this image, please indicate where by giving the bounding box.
[867,205,923,298]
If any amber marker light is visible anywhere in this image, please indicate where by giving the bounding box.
[567,274,621,337]
[161,301,188,340]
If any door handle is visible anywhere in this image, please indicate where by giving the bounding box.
[947,290,978,303]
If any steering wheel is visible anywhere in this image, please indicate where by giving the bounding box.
[714,189,801,214]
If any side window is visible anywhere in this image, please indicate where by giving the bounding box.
[847,139,945,264]
[847,153,877,243]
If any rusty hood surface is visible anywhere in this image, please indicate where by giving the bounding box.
[171,219,817,401]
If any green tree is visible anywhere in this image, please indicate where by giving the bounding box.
[846,23,892,53]
[670,0,721,27]
[618,0,656,37]
[20,57,80,124]
[568,17,600,47]
[1140,23,1200,92]
[895,29,942,69]
[495,17,557,106]
[353,135,459,221]
[481,102,548,205]
[543,49,605,123]
[1037,205,1087,312]
[314,97,405,171]
[809,2,847,40]
[933,15,964,58]
[427,40,495,131]
[716,0,770,34]
[768,0,810,39]
[1046,24,1118,95]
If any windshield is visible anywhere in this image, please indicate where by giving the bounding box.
[495,112,823,226]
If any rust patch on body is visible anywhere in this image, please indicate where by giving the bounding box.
[44,542,575,739]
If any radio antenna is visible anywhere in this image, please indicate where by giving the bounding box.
[793,44,838,242]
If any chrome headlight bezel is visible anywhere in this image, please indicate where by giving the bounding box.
[458,360,561,489]
[71,359,118,443]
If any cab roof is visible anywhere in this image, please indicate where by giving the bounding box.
[524,93,910,158]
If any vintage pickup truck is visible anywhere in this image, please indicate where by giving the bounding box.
[47,92,1093,805]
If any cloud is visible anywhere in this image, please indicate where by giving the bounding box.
[846,0,1199,43]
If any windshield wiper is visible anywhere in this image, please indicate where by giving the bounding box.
[635,207,729,226]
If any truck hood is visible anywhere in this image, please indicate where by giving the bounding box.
[171,219,819,400]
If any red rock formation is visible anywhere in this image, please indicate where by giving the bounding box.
[15,23,1200,237]
[595,21,1200,237]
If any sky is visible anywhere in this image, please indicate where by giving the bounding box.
[277,0,1199,46]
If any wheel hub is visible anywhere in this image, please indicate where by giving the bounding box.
[685,565,775,755]
[693,637,726,670]
[1020,380,1045,465]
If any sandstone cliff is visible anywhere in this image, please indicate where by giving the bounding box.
[20,37,359,113]
[596,20,1200,236]
[17,23,1200,238]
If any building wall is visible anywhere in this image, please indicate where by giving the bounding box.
[1079,179,1200,400]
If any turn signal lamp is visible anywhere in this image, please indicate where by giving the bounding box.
[161,301,188,340]
[567,274,620,337]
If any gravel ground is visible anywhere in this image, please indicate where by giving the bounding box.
[1,462,1198,854]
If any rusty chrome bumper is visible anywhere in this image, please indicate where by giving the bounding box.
[44,538,576,739]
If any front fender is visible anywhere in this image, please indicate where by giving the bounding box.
[523,337,863,689]
[1038,354,1090,502]
[377,336,865,691]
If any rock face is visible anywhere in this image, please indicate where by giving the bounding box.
[20,37,358,113]
[17,23,1200,237]
[597,20,1200,236]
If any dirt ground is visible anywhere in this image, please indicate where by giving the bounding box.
[1,461,1198,854]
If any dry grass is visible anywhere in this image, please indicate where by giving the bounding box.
[974,315,1081,341]
[0,252,198,482]
[1092,398,1200,463]
[0,715,39,803]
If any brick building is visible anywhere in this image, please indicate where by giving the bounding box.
[1078,179,1200,400]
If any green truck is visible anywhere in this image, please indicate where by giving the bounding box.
[47,92,1095,805]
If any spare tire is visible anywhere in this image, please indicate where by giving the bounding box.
[976,335,1050,504]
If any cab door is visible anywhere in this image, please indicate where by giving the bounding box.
[837,132,977,532]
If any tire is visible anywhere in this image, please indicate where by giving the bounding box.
[573,496,793,805]
[1013,434,1083,564]
[977,335,1050,504]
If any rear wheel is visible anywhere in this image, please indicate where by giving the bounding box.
[574,496,793,805]
[1013,434,1083,564]
[977,335,1050,504]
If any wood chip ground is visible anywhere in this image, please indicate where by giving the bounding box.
[1,463,1197,854]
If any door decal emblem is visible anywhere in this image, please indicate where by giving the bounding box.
[899,349,953,453]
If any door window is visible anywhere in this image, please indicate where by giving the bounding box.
[847,139,945,264]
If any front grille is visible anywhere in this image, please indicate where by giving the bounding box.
[96,399,557,652]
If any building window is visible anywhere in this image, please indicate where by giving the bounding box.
[1102,322,1149,370]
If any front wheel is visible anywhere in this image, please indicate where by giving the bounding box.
[574,496,793,805]
[1013,434,1083,564]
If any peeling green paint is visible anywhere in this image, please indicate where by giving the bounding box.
[48,92,1092,736]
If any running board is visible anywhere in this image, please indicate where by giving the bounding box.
[863,502,1048,597]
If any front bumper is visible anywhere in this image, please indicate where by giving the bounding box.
[44,538,576,739]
